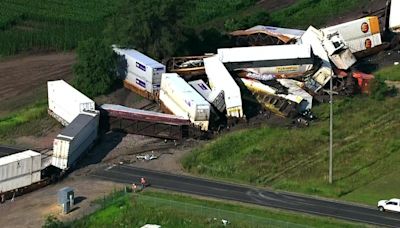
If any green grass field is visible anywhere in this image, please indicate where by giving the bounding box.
[54,190,364,228]
[269,0,367,29]
[375,65,400,81]
[0,99,57,144]
[183,68,400,206]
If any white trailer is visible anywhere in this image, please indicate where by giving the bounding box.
[48,80,95,126]
[113,47,165,94]
[217,44,314,70]
[301,26,333,92]
[204,56,243,118]
[52,111,99,170]
[0,150,41,192]
[188,80,226,113]
[160,73,210,131]
[389,0,400,33]
[322,16,382,53]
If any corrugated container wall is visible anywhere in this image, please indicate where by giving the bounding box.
[0,150,41,192]
[48,80,95,125]
[52,111,99,170]
[188,80,226,113]
[160,73,210,130]
[203,56,243,118]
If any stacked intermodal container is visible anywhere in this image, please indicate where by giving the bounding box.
[0,150,41,192]
[47,80,95,126]
[113,47,165,100]
[160,73,210,131]
[52,111,99,170]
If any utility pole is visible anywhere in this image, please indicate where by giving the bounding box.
[329,72,333,184]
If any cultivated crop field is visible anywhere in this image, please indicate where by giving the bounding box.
[0,0,121,57]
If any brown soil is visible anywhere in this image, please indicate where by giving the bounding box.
[0,52,75,117]
[257,0,298,12]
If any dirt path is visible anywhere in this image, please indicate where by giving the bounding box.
[0,177,123,228]
[0,52,75,116]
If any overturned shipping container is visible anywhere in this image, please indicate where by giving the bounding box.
[217,44,314,71]
[188,80,226,113]
[47,80,95,126]
[113,47,166,100]
[204,56,243,118]
[322,16,382,54]
[301,26,333,92]
[160,73,210,131]
[52,111,99,170]
[0,150,41,193]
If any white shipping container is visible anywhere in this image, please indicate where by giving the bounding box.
[159,90,190,118]
[159,90,208,130]
[161,73,210,121]
[323,16,381,42]
[0,150,41,192]
[322,16,382,53]
[390,0,400,33]
[52,111,99,170]
[217,44,312,64]
[48,80,95,125]
[125,72,160,94]
[204,56,243,118]
[188,80,226,112]
[345,33,382,53]
[113,47,165,84]
[301,26,333,91]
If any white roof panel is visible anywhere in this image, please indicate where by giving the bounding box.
[113,48,164,69]
[0,150,40,166]
[217,44,311,63]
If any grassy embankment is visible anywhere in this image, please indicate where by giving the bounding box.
[0,100,56,144]
[52,190,364,228]
[183,66,400,206]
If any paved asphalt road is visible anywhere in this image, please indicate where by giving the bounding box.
[92,164,400,227]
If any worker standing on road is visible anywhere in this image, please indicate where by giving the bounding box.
[140,177,147,188]
[0,191,4,204]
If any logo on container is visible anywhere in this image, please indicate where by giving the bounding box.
[136,78,146,88]
[361,22,369,33]
[365,38,372,49]
[136,62,146,71]
[198,83,208,91]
